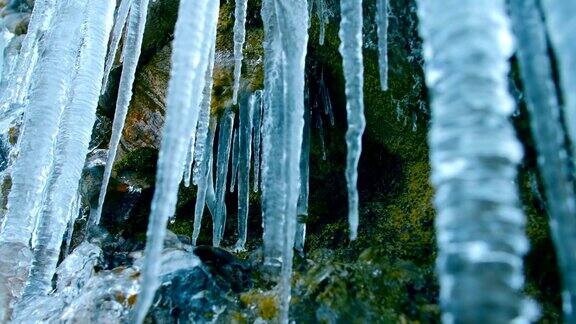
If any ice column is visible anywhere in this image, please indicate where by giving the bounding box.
[417,0,532,322]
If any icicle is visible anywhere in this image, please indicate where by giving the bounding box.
[0,0,88,318]
[0,0,58,115]
[316,0,329,46]
[133,1,219,322]
[102,0,134,93]
[376,0,389,91]
[205,157,217,218]
[213,108,235,247]
[229,128,239,192]
[192,46,217,186]
[541,0,576,174]
[316,113,328,160]
[510,0,576,321]
[232,0,248,104]
[89,0,151,230]
[181,3,219,190]
[417,0,531,322]
[339,0,366,241]
[192,117,217,246]
[319,69,335,126]
[274,1,309,322]
[62,192,81,257]
[295,104,311,255]
[260,0,287,270]
[234,92,254,251]
[23,0,115,299]
[252,90,263,192]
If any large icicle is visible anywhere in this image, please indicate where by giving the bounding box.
[376,0,389,91]
[133,1,219,322]
[192,47,217,186]
[232,0,248,104]
[213,108,235,247]
[295,103,311,255]
[0,0,58,116]
[0,0,87,319]
[234,92,254,251]
[192,117,217,246]
[102,0,134,92]
[274,0,309,322]
[541,1,576,174]
[339,0,366,240]
[89,0,150,229]
[229,128,239,192]
[510,0,576,321]
[260,0,286,270]
[417,0,532,322]
[252,90,263,192]
[23,0,115,298]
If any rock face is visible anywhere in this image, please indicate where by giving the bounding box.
[119,45,171,156]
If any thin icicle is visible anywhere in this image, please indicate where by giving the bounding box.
[417,0,532,322]
[23,0,115,298]
[541,0,576,175]
[102,0,134,93]
[235,92,254,251]
[339,0,366,240]
[274,0,309,322]
[376,0,389,91]
[229,128,239,192]
[316,112,327,160]
[510,0,576,321]
[319,69,335,126]
[62,192,81,257]
[295,104,311,255]
[192,117,217,246]
[133,1,219,322]
[232,0,248,104]
[192,46,217,186]
[252,90,263,192]
[213,108,235,247]
[0,0,87,319]
[89,0,150,230]
[260,0,286,270]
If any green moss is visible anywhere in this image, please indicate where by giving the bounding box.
[114,147,158,184]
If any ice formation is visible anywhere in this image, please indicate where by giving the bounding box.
[192,117,217,246]
[0,0,90,318]
[376,0,389,91]
[229,128,239,192]
[417,0,531,322]
[339,0,366,240]
[232,0,248,104]
[24,0,115,298]
[90,0,150,229]
[510,0,576,321]
[541,0,576,172]
[133,0,220,321]
[235,92,254,251]
[102,0,134,92]
[252,90,263,192]
[213,107,235,247]
[0,0,572,322]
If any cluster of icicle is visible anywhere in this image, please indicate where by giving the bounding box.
[3,0,576,322]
